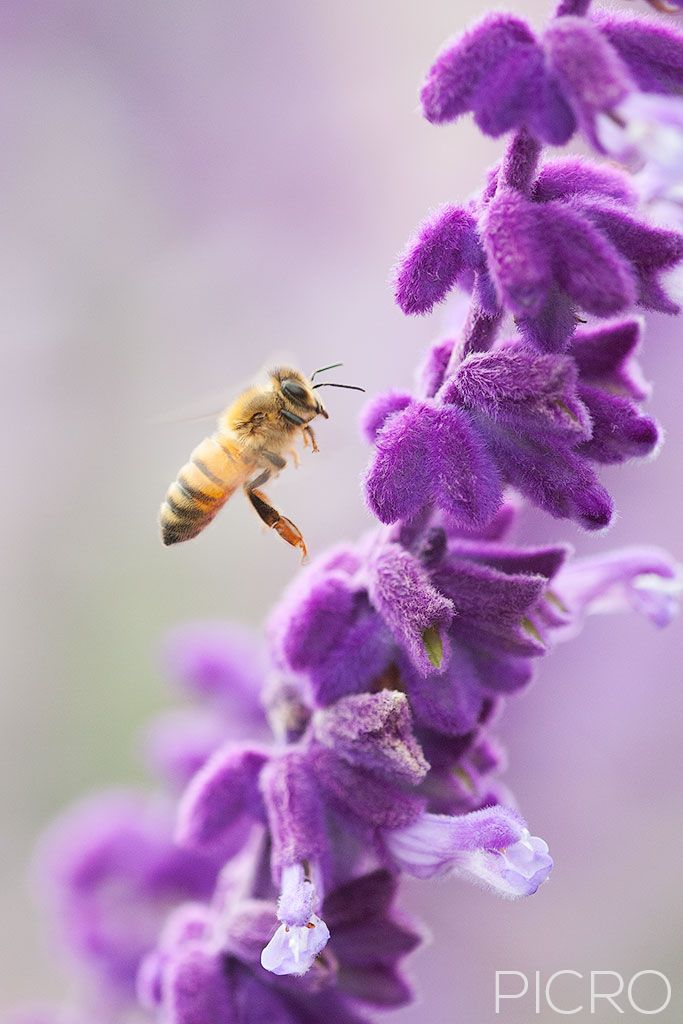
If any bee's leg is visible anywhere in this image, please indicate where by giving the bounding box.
[281,409,306,426]
[244,473,308,560]
[303,425,319,453]
[262,451,287,471]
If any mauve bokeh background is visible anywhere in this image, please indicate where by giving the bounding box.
[1,1,682,1020]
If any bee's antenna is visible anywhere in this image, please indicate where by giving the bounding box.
[310,362,344,381]
[311,382,365,393]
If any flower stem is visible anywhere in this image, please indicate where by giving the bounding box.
[501,128,541,193]
[443,303,502,378]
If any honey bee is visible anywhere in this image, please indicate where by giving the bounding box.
[159,364,363,558]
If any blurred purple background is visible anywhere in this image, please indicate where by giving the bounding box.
[1,1,681,1020]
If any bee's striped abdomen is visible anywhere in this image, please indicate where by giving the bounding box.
[159,433,248,545]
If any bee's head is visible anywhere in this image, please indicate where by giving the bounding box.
[272,367,329,420]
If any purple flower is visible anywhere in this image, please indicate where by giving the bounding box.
[383,806,553,897]
[269,516,566,740]
[139,869,421,1022]
[161,621,266,717]
[175,718,427,962]
[261,862,330,975]
[363,399,503,528]
[35,790,221,1001]
[419,9,683,146]
[551,546,682,637]
[365,349,602,530]
[395,156,683,328]
[394,206,480,315]
[144,623,270,791]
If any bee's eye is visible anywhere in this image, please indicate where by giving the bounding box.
[282,379,308,404]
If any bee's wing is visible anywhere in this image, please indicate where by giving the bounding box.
[149,368,265,427]
[150,408,225,426]
[149,387,235,427]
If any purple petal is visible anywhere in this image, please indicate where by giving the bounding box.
[544,17,632,140]
[162,622,265,715]
[334,963,415,1008]
[420,13,537,125]
[578,385,660,464]
[417,336,457,400]
[470,649,535,695]
[260,753,328,873]
[471,43,547,139]
[595,13,683,96]
[144,708,232,790]
[427,406,504,528]
[581,199,683,271]
[385,809,552,896]
[466,830,553,897]
[449,540,569,581]
[164,947,234,1024]
[37,791,219,998]
[482,189,552,317]
[138,902,212,1009]
[221,898,279,965]
[364,401,503,529]
[367,542,454,673]
[311,748,425,830]
[271,572,358,674]
[482,425,614,530]
[543,201,637,315]
[307,612,394,706]
[323,869,397,928]
[448,346,592,443]
[434,556,548,656]
[360,391,413,442]
[231,972,304,1024]
[313,691,429,785]
[516,285,577,353]
[526,71,577,147]
[553,547,682,633]
[569,318,650,400]
[402,647,484,736]
[383,806,523,878]
[394,205,480,315]
[363,403,434,523]
[176,745,267,853]
[533,157,636,206]
[330,917,421,969]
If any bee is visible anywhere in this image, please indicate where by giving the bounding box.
[159,364,363,558]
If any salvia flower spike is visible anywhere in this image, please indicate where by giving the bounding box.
[15,0,683,1021]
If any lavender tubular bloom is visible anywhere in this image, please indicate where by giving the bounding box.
[383,807,553,897]
[551,547,682,636]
